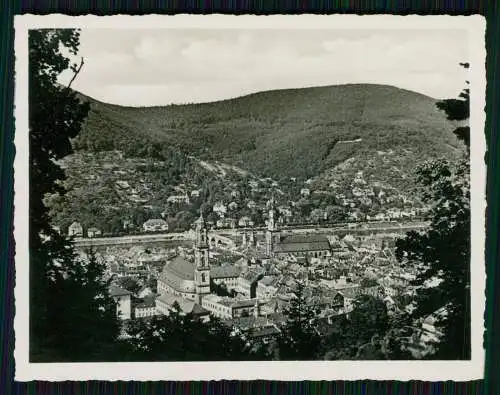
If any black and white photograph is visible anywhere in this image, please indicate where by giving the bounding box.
[14,15,486,381]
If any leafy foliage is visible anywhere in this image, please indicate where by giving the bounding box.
[395,66,471,359]
[278,282,322,360]
[29,29,121,361]
[125,305,263,361]
[349,295,389,343]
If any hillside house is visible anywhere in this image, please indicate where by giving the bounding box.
[143,219,169,232]
[213,202,227,217]
[216,217,236,229]
[167,194,189,204]
[238,216,254,227]
[68,221,83,237]
[87,227,102,238]
[277,206,293,219]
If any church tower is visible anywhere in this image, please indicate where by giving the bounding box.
[266,197,279,256]
[194,213,210,303]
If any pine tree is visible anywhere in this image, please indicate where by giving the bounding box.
[278,282,321,360]
[395,63,471,359]
[29,29,121,361]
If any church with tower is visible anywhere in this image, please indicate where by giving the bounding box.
[155,213,261,319]
[265,197,332,259]
[156,213,213,316]
[193,213,210,303]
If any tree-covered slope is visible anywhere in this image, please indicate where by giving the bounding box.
[74,84,461,181]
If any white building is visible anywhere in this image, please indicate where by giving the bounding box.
[143,218,169,232]
[213,202,227,217]
[109,285,132,320]
[134,299,158,318]
[87,227,102,238]
[201,294,261,320]
[68,221,83,237]
[238,216,254,227]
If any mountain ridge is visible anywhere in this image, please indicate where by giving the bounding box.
[74,83,461,181]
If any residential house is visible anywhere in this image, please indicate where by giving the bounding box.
[277,206,293,220]
[216,217,236,229]
[300,188,311,197]
[213,202,227,217]
[87,227,102,238]
[247,200,257,210]
[68,221,83,237]
[190,189,202,198]
[143,219,169,232]
[167,194,189,204]
[228,201,238,211]
[238,216,254,227]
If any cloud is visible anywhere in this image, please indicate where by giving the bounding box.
[58,28,469,106]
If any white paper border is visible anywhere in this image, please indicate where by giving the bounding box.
[13,14,487,381]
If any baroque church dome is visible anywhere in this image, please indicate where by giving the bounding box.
[158,255,196,294]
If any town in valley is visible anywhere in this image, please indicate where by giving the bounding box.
[28,25,471,363]
[63,167,439,359]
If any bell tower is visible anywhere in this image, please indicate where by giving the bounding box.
[266,196,279,256]
[194,213,210,303]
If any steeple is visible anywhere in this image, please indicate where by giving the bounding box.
[266,195,279,256]
[267,194,277,231]
[194,212,210,303]
[195,212,208,249]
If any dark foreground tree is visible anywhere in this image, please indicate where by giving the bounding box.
[278,282,322,360]
[125,304,265,361]
[29,29,120,361]
[395,64,471,359]
[349,295,389,344]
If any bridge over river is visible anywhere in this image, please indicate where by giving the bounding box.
[74,221,428,250]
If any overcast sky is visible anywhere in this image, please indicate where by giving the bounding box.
[58,28,469,106]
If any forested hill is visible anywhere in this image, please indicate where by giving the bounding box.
[74,83,462,181]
